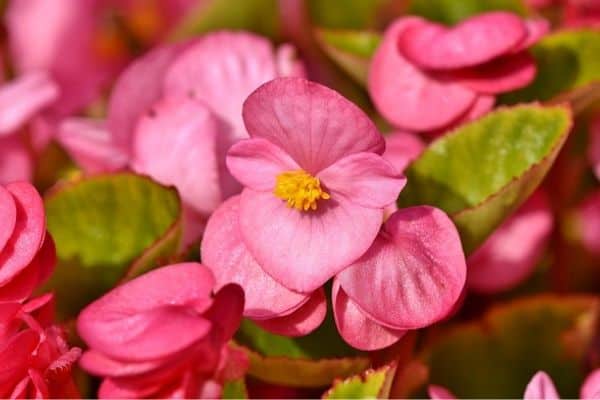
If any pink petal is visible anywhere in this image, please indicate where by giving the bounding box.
[164,31,279,140]
[0,185,16,253]
[243,77,384,174]
[332,279,406,351]
[276,44,307,78]
[368,18,477,131]
[203,283,245,342]
[425,94,495,138]
[467,191,552,293]
[577,190,600,255]
[0,136,33,185]
[428,385,458,400]
[511,19,550,53]
[131,95,238,216]
[452,52,537,94]
[77,263,216,361]
[79,349,165,378]
[108,43,186,152]
[524,371,560,400]
[318,152,406,209]
[57,118,129,173]
[398,12,527,70]
[201,196,309,319]
[383,131,425,173]
[581,369,600,400]
[226,138,300,192]
[0,182,46,286]
[239,189,383,293]
[255,289,327,337]
[0,72,58,136]
[0,329,39,395]
[338,206,466,329]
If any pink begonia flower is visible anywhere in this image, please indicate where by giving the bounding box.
[333,207,466,350]
[576,190,600,255]
[202,196,327,336]
[226,77,406,293]
[369,12,548,133]
[0,294,81,398]
[77,263,248,399]
[467,190,553,293]
[0,182,56,302]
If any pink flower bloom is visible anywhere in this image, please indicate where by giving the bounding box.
[202,196,327,336]
[0,294,81,398]
[581,369,600,399]
[467,191,553,293]
[333,207,466,350]
[369,13,548,132]
[382,131,426,174]
[77,263,247,398]
[226,77,406,293]
[0,182,55,302]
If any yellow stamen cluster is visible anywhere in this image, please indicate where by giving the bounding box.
[274,170,330,211]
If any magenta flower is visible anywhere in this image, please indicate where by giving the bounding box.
[333,207,466,350]
[0,182,56,302]
[226,77,406,293]
[369,12,548,132]
[77,263,247,398]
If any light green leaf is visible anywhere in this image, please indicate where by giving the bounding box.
[408,0,527,25]
[308,0,389,29]
[222,379,247,399]
[44,173,182,318]
[323,363,396,399]
[398,104,572,253]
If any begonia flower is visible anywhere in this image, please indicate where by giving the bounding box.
[369,12,548,133]
[333,206,466,350]
[226,77,406,293]
[467,190,553,293]
[77,263,247,398]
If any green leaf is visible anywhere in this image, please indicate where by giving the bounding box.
[222,379,248,399]
[44,173,182,318]
[308,0,389,29]
[323,363,396,399]
[408,0,527,25]
[315,29,381,85]
[420,295,598,398]
[502,29,600,104]
[398,104,572,253]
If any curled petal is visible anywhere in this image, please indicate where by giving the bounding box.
[523,371,560,400]
[511,19,550,53]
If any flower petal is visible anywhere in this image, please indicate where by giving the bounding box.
[226,138,300,192]
[523,371,560,400]
[428,385,458,400]
[202,196,309,318]
[0,185,16,253]
[338,206,466,329]
[581,369,600,400]
[255,289,327,337]
[0,136,33,185]
[332,279,405,351]
[368,18,476,131]
[318,152,406,209]
[383,131,425,173]
[164,31,279,139]
[239,189,383,293]
[79,350,164,378]
[398,12,527,70]
[243,77,384,173]
[511,19,550,53]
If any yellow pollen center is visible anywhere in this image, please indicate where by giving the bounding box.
[274,170,330,211]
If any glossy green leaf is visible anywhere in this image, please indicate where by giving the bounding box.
[420,295,598,398]
[315,29,381,85]
[44,173,182,318]
[408,0,527,25]
[398,104,572,253]
[323,363,396,399]
[502,30,600,104]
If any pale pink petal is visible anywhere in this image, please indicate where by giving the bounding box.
[383,131,425,173]
[0,136,33,185]
[452,52,537,94]
[467,191,552,293]
[398,12,527,70]
[57,118,128,173]
[0,72,58,136]
[226,138,300,192]
[275,44,307,78]
[131,95,238,216]
[588,116,600,181]
[0,185,16,253]
[428,385,458,400]
[581,369,600,400]
[239,189,383,293]
[243,77,384,174]
[338,206,466,329]
[368,18,477,132]
[77,263,216,361]
[426,95,496,138]
[318,152,406,209]
[108,42,187,152]
[164,31,279,139]
[0,182,46,286]
[255,289,327,337]
[201,196,309,319]
[524,371,560,400]
[511,19,550,53]
[332,279,406,351]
